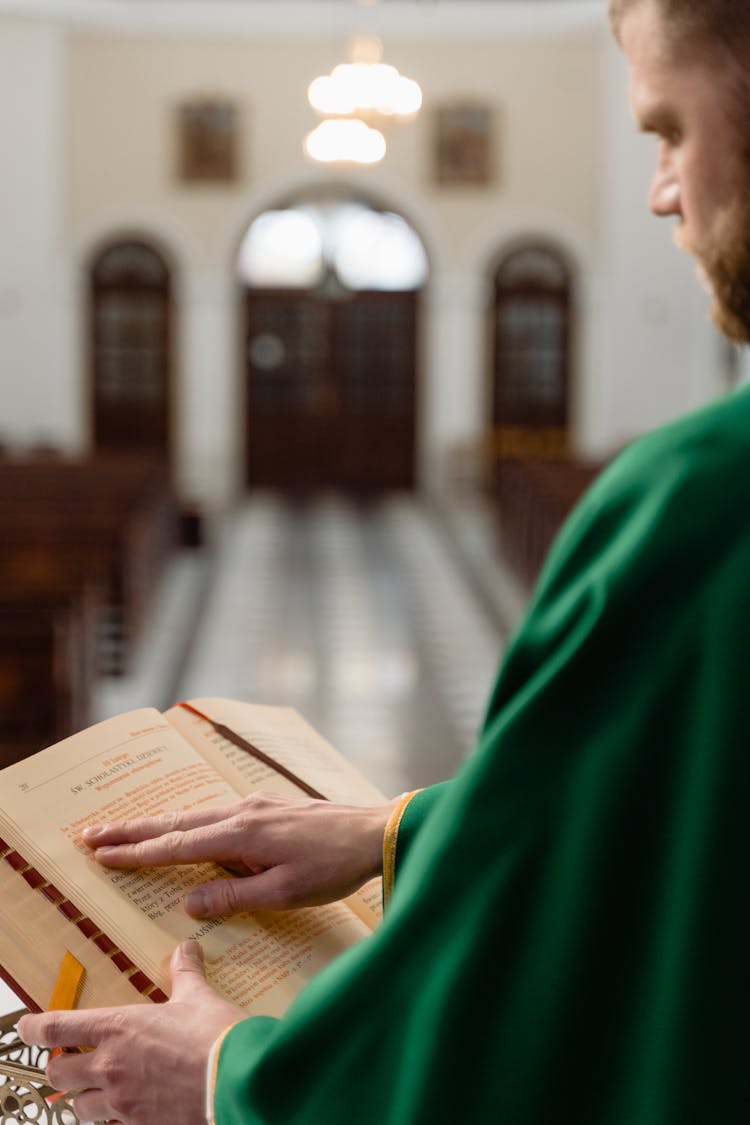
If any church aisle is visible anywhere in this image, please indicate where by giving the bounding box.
[175,494,505,797]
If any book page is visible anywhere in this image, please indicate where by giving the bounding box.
[167,698,388,806]
[168,698,388,925]
[0,710,373,1015]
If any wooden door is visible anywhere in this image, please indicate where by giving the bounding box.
[245,290,337,489]
[90,241,172,461]
[245,288,417,491]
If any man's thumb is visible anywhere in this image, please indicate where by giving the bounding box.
[169,939,208,1000]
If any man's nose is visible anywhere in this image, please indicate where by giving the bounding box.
[649,160,681,217]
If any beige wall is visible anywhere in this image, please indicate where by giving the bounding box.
[68,33,599,265]
[0,20,78,453]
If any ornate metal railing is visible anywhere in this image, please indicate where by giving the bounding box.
[0,1010,103,1125]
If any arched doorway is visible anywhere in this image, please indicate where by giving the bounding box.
[89,239,173,462]
[238,194,428,492]
[490,241,573,457]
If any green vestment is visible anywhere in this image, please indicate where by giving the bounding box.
[214,385,750,1123]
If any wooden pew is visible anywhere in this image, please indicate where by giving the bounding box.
[0,454,180,764]
[0,455,178,674]
[495,457,606,588]
[0,583,98,765]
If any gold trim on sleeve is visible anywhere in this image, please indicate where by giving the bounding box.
[382,790,422,907]
[206,1024,235,1125]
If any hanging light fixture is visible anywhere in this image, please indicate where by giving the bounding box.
[304,34,423,166]
[308,44,422,119]
[304,118,387,165]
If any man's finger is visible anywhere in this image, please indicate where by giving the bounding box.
[91,818,253,869]
[46,1049,99,1093]
[168,940,210,1003]
[72,1089,114,1124]
[184,865,298,918]
[83,804,245,848]
[17,1008,114,1050]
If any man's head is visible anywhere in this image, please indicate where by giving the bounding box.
[613,0,750,342]
[610,0,750,58]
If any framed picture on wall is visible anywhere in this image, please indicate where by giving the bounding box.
[178,99,238,183]
[434,102,495,186]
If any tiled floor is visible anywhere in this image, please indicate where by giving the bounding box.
[95,491,522,796]
[175,493,509,795]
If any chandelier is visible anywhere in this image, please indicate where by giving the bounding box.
[304,35,423,166]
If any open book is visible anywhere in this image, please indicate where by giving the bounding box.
[0,697,387,1018]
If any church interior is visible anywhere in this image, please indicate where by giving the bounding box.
[0,0,742,880]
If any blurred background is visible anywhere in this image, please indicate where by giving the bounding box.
[0,0,743,796]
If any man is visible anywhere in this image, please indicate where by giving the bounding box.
[19,0,750,1120]
[610,0,750,345]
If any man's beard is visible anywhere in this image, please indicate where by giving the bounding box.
[676,198,750,344]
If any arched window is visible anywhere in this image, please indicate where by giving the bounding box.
[492,243,572,433]
[237,202,428,292]
[90,240,172,459]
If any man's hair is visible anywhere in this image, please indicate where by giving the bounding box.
[609,0,750,59]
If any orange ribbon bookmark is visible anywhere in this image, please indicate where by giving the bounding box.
[46,950,86,1104]
[48,951,85,1012]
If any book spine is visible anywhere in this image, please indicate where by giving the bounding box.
[0,957,39,1014]
[0,837,168,1007]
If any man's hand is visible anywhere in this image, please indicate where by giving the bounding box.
[17,941,244,1125]
[83,792,397,918]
